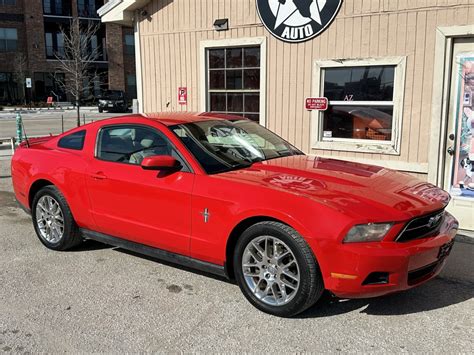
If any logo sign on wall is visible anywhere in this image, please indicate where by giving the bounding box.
[256,0,343,43]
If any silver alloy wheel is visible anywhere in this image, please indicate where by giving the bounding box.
[242,236,300,306]
[35,195,65,244]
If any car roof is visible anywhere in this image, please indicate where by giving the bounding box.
[143,112,247,126]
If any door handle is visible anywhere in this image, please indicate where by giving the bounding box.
[91,172,107,180]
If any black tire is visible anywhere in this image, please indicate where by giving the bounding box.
[31,186,83,251]
[98,107,103,113]
[234,221,324,317]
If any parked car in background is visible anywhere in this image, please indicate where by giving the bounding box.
[97,90,128,113]
[11,113,458,317]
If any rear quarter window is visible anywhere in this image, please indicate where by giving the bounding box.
[58,130,86,150]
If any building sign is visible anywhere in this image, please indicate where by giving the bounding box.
[178,87,187,105]
[256,0,343,43]
[306,97,328,111]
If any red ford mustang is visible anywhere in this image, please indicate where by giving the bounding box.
[11,113,458,317]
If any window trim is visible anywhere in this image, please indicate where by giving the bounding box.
[94,123,193,173]
[311,56,406,155]
[200,37,267,127]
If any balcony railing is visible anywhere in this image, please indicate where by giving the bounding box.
[43,1,73,17]
[45,46,107,62]
[77,6,99,18]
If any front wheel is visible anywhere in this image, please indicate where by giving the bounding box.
[234,221,324,317]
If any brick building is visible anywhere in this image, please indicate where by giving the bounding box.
[0,0,136,105]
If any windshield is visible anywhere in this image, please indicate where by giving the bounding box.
[171,119,304,174]
[102,90,124,99]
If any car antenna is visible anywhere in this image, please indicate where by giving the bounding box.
[20,117,30,148]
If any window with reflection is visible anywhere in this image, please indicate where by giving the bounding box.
[322,65,396,141]
[0,28,17,52]
[207,46,261,123]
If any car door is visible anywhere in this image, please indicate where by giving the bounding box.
[86,124,194,256]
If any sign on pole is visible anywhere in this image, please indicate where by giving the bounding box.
[178,87,187,105]
[25,78,32,88]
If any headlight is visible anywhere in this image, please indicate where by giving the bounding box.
[343,223,393,243]
[99,100,107,104]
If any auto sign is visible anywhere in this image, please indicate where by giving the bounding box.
[256,0,343,43]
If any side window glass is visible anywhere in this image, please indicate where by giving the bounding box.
[97,125,179,166]
[128,127,173,165]
[58,130,86,150]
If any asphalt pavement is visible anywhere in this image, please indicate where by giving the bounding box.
[0,147,473,352]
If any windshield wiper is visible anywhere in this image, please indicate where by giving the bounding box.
[213,160,260,174]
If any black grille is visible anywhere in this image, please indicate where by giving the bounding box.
[396,210,445,242]
[408,261,440,285]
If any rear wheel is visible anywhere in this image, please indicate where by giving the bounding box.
[32,186,83,251]
[234,221,324,317]
[98,107,103,113]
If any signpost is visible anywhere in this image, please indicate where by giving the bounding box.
[178,87,187,105]
[305,97,328,111]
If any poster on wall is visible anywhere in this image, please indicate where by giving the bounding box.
[450,53,474,198]
[256,0,343,43]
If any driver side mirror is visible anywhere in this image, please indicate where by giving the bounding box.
[141,155,182,171]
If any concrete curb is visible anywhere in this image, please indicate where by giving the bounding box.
[456,233,474,244]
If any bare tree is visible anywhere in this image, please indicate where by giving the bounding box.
[54,18,101,127]
[13,52,28,105]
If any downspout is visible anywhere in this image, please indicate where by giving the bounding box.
[134,10,144,114]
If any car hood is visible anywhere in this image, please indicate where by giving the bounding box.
[217,155,450,221]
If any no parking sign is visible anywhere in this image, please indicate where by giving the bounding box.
[178,87,187,105]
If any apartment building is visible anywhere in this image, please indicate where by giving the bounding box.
[0,0,136,104]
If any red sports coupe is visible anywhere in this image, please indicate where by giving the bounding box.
[11,113,458,317]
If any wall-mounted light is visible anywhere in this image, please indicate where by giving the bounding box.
[213,18,229,31]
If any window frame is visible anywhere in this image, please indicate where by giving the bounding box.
[200,37,267,127]
[94,124,193,172]
[311,56,406,155]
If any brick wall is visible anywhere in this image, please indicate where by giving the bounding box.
[106,23,125,91]
[0,0,135,103]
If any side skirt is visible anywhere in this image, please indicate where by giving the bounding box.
[80,228,228,278]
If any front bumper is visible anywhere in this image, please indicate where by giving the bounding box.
[317,212,458,299]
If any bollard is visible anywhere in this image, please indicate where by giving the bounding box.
[83,114,86,125]
[61,114,64,133]
[16,112,23,143]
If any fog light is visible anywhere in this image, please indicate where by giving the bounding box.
[362,272,389,285]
